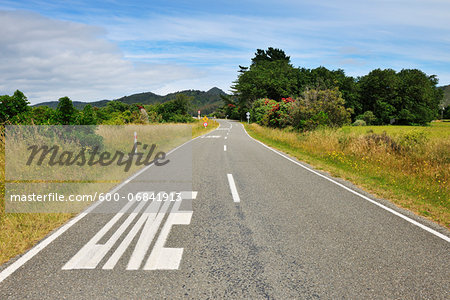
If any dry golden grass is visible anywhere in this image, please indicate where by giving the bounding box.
[2,129,70,265]
[245,123,450,229]
[0,119,218,265]
[192,118,219,137]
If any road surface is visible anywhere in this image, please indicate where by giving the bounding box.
[1,119,449,299]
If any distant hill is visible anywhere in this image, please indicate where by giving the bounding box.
[438,84,450,106]
[115,91,163,105]
[35,100,110,110]
[33,87,227,115]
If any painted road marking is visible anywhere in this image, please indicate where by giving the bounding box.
[104,199,163,270]
[227,174,240,203]
[241,124,450,243]
[0,124,219,284]
[63,191,198,271]
[126,191,197,270]
[144,199,192,270]
[201,135,221,139]
[126,199,172,270]
[224,145,227,151]
[225,137,227,140]
[62,199,144,270]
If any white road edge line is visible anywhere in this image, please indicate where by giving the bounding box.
[224,145,227,151]
[241,123,450,243]
[0,123,221,284]
[227,174,240,203]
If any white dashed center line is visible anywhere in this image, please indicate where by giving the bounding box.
[227,174,240,203]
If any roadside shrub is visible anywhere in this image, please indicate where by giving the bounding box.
[353,119,366,126]
[365,132,402,153]
[147,111,163,123]
[291,88,351,131]
[101,112,127,125]
[251,98,276,124]
[166,114,194,123]
[252,98,295,128]
[398,131,428,154]
[251,89,351,131]
[355,111,376,125]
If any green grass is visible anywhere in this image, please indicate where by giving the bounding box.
[244,122,450,229]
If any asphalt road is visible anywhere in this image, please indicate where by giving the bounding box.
[1,119,449,299]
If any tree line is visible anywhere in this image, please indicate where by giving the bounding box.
[217,47,444,127]
[0,92,194,125]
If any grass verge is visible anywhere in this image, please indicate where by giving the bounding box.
[0,119,218,266]
[244,122,449,229]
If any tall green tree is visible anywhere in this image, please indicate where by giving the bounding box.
[232,48,300,116]
[56,96,76,124]
[396,69,442,125]
[155,94,193,122]
[251,47,291,65]
[357,69,399,124]
[357,68,442,125]
[105,100,129,113]
[443,105,450,119]
[0,90,30,123]
[31,106,57,124]
[171,93,192,115]
[78,104,97,125]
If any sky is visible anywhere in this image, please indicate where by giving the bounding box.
[1,0,449,105]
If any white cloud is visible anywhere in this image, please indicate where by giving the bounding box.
[2,1,450,106]
[103,11,450,62]
[0,10,209,104]
[104,14,331,50]
[100,12,449,85]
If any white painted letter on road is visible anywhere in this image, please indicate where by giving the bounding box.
[62,192,197,271]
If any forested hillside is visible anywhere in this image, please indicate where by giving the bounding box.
[1,91,197,125]
[34,87,226,115]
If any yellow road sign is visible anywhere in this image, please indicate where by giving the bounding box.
[202,116,208,122]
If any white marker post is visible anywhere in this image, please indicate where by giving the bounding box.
[134,131,137,155]
[246,111,250,124]
[198,110,201,119]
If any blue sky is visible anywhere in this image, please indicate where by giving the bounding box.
[1,0,449,104]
